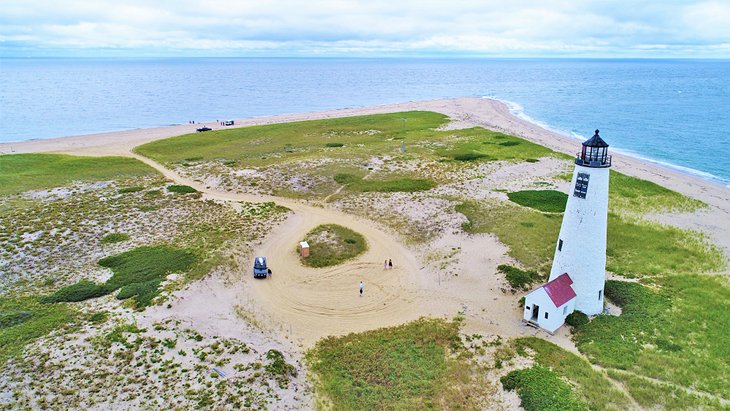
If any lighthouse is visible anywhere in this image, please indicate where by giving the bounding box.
[548,130,611,315]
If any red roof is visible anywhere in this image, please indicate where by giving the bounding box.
[543,273,576,307]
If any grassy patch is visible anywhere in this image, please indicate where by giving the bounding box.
[325,142,345,148]
[0,297,76,364]
[334,173,435,193]
[607,369,725,410]
[167,184,198,194]
[498,264,542,290]
[609,170,706,213]
[501,365,587,411]
[42,245,197,309]
[265,349,297,388]
[0,153,156,195]
[440,130,553,163]
[507,190,568,213]
[572,276,730,399]
[306,318,481,410]
[457,201,725,275]
[511,337,631,410]
[100,233,130,244]
[118,185,144,194]
[300,224,367,268]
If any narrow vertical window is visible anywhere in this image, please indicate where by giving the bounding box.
[563,306,567,315]
[544,312,549,319]
[598,290,603,300]
[574,172,590,198]
[558,239,563,251]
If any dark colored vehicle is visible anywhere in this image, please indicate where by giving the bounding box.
[253,256,269,278]
[196,126,212,132]
[224,120,235,126]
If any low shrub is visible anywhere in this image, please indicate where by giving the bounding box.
[498,264,541,290]
[499,141,521,147]
[167,185,198,194]
[453,152,489,161]
[118,186,144,193]
[40,280,107,303]
[565,311,589,328]
[100,233,130,244]
[325,142,344,147]
[265,349,297,388]
[501,365,587,411]
[334,173,360,185]
[507,190,568,213]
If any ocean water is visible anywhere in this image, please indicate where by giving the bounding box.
[1,58,729,183]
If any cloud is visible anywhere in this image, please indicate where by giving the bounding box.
[0,0,728,57]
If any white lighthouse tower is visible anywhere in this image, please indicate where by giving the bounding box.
[548,130,611,316]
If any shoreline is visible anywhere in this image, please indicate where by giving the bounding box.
[2,97,730,259]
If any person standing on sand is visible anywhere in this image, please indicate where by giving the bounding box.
[359,281,364,296]
[388,259,393,269]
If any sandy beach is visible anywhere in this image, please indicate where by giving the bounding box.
[3,97,729,351]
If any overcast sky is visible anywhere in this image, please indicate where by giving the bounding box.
[2,0,729,58]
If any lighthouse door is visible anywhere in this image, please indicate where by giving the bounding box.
[530,305,540,321]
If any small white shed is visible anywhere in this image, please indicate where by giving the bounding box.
[299,241,310,257]
[523,273,576,334]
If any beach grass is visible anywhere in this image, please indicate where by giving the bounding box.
[571,275,730,401]
[510,337,631,411]
[501,365,588,411]
[507,190,568,213]
[42,245,197,309]
[457,201,725,275]
[0,297,76,363]
[609,170,706,213]
[334,173,436,193]
[306,318,483,410]
[135,112,555,169]
[0,153,156,196]
[300,224,367,268]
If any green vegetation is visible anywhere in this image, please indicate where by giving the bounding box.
[334,173,435,193]
[457,201,725,275]
[100,233,130,244]
[507,190,568,213]
[564,311,589,328]
[510,337,631,410]
[167,184,198,194]
[118,185,144,193]
[456,201,561,272]
[265,349,297,388]
[43,245,197,309]
[571,276,730,400]
[607,369,725,410]
[498,264,542,290]
[300,224,367,268]
[609,170,706,213]
[307,318,481,410]
[0,297,76,363]
[135,112,555,168]
[0,153,156,195]
[440,131,553,163]
[501,365,587,411]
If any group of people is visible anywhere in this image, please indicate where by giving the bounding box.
[360,259,395,296]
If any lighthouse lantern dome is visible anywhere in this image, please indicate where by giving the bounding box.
[576,129,611,167]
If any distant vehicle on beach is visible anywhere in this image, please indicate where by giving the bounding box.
[224,120,235,126]
[196,126,212,132]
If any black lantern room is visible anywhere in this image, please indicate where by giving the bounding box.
[576,130,611,168]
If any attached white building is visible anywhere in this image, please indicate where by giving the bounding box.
[523,273,577,333]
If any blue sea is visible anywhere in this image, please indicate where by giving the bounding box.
[1,58,729,183]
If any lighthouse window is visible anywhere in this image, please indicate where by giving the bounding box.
[544,312,549,319]
[558,239,563,251]
[574,173,590,198]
